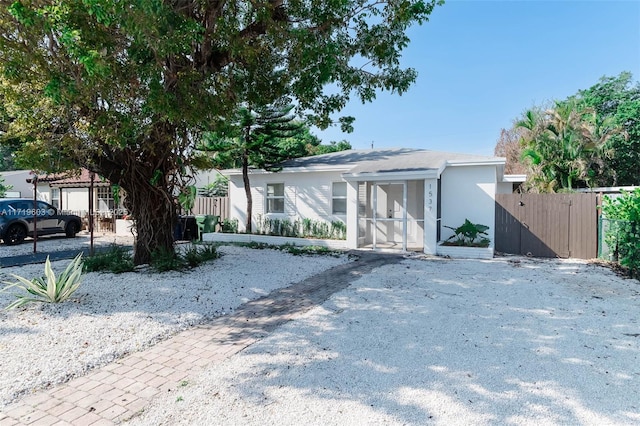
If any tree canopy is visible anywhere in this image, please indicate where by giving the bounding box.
[0,0,441,263]
[496,72,636,193]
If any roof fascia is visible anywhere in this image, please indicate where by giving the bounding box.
[223,165,351,176]
[342,169,439,182]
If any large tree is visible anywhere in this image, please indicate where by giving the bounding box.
[0,0,442,263]
[517,100,620,192]
[572,72,640,185]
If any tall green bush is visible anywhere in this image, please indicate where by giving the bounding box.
[256,215,346,240]
[602,189,640,275]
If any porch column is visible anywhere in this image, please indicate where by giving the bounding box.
[424,178,438,254]
[346,180,358,249]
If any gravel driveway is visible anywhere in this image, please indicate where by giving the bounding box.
[128,255,640,425]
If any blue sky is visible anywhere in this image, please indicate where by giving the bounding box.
[315,0,640,156]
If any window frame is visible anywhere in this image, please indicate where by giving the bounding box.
[50,188,61,210]
[265,183,285,214]
[331,182,347,215]
[96,186,114,212]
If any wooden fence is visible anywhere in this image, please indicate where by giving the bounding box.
[191,197,229,221]
[495,193,599,259]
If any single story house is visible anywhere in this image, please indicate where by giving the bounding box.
[21,169,118,214]
[222,148,511,254]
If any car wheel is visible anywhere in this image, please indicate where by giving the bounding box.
[4,224,27,245]
[65,221,79,238]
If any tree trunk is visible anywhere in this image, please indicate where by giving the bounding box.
[119,174,177,265]
[242,155,253,233]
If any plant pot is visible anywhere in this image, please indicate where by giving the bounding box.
[437,243,494,259]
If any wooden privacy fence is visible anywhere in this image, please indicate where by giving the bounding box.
[191,197,229,221]
[495,193,599,259]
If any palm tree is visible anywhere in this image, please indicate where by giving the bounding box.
[517,100,622,192]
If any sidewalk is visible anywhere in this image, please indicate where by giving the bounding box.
[0,251,403,425]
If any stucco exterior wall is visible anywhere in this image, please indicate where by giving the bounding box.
[62,188,89,211]
[228,170,347,232]
[0,170,32,198]
[497,182,518,194]
[440,165,497,247]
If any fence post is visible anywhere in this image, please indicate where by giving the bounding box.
[597,215,602,259]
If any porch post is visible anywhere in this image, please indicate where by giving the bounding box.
[345,180,358,249]
[372,183,377,250]
[424,178,438,254]
[402,180,407,251]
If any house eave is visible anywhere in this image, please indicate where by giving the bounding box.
[445,159,506,167]
[222,165,352,176]
[342,169,439,181]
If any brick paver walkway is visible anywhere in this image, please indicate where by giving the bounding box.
[0,251,403,425]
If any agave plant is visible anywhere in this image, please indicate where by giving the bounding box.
[2,254,84,310]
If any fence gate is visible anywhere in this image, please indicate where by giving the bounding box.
[495,193,599,259]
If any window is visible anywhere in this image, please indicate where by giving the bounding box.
[332,182,347,215]
[96,186,114,212]
[266,183,285,213]
[50,188,60,210]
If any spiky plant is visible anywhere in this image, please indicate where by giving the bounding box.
[2,254,84,309]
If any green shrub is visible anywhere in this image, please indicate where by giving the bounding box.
[221,218,238,234]
[281,244,335,256]
[83,245,135,274]
[2,254,84,309]
[182,244,219,268]
[152,244,220,272]
[229,241,340,257]
[151,247,186,272]
[256,215,346,240]
[602,190,640,276]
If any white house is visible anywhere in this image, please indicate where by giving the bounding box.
[222,148,508,255]
[0,170,33,198]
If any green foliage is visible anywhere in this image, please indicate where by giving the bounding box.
[443,219,490,247]
[230,241,340,257]
[151,247,186,272]
[0,175,12,197]
[83,245,135,274]
[517,100,622,192]
[602,190,640,275]
[280,244,335,257]
[182,244,219,268]
[256,216,346,240]
[506,72,638,192]
[178,185,197,214]
[2,254,84,309]
[221,218,239,234]
[198,175,228,197]
[151,244,219,272]
[575,72,640,186]
[0,0,440,262]
[312,140,352,155]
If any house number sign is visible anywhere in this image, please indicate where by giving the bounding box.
[427,182,434,212]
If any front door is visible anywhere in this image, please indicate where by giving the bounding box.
[372,182,406,250]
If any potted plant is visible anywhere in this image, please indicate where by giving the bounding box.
[437,218,493,259]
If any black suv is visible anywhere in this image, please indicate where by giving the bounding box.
[0,199,83,245]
